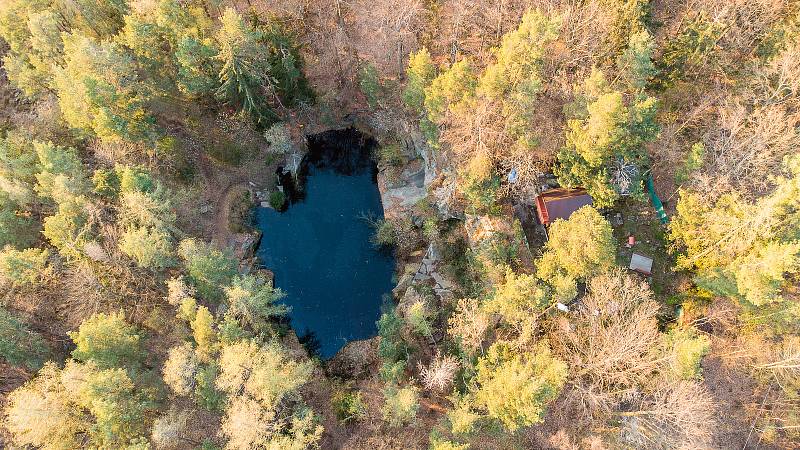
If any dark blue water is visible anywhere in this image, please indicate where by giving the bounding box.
[255,159,395,358]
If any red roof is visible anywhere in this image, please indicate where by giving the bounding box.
[535,188,593,226]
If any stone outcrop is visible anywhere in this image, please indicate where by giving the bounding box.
[378,158,428,217]
[325,336,380,379]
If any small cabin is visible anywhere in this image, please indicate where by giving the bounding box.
[535,188,593,226]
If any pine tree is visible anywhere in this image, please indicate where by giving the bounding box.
[224,275,288,335]
[0,307,49,370]
[215,8,273,124]
[0,246,49,287]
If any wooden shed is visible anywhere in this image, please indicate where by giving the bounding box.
[629,253,654,276]
[535,188,593,226]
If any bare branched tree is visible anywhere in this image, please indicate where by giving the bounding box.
[448,297,493,356]
[419,351,460,393]
[349,0,428,76]
[551,270,663,414]
[618,381,715,450]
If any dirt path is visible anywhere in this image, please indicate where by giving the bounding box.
[194,151,252,250]
[211,180,249,249]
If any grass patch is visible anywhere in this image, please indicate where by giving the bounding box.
[228,188,253,233]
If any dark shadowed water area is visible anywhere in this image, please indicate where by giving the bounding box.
[255,129,395,358]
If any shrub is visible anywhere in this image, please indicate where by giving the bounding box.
[461,174,502,216]
[674,142,705,185]
[0,195,37,249]
[68,311,144,370]
[406,300,434,337]
[269,190,286,210]
[116,165,155,194]
[663,327,711,380]
[331,387,367,424]
[359,63,381,109]
[0,246,49,287]
[264,123,293,154]
[92,168,120,198]
[228,189,253,232]
[382,385,419,427]
[380,360,407,384]
[377,310,407,362]
[370,217,419,254]
[0,307,49,370]
[377,142,405,168]
[371,218,397,247]
[208,140,245,166]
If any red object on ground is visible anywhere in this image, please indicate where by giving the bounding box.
[628,235,636,247]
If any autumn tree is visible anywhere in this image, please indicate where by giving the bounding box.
[473,341,567,431]
[178,238,237,302]
[54,33,155,142]
[448,297,492,356]
[436,10,561,198]
[382,385,420,427]
[4,362,87,449]
[618,381,715,449]
[669,155,800,306]
[478,9,560,156]
[555,68,659,207]
[216,340,320,449]
[162,342,199,397]
[425,59,477,128]
[536,206,616,302]
[5,314,158,448]
[405,299,434,337]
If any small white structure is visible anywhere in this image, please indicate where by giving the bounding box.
[629,253,654,276]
